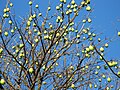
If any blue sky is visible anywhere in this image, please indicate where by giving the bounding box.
[0,0,120,60]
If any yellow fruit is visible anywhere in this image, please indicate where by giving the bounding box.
[11,29,14,33]
[71,84,75,88]
[35,4,39,8]
[89,84,92,88]
[3,8,7,13]
[4,31,8,36]
[94,84,97,88]
[118,32,120,36]
[29,68,34,73]
[89,45,94,51]
[67,4,70,8]
[85,65,89,69]
[0,48,3,54]
[29,1,32,5]
[87,18,92,23]
[102,74,106,78]
[43,81,47,85]
[27,21,31,26]
[82,19,86,23]
[33,23,36,27]
[64,0,66,3]
[35,38,39,43]
[81,1,85,5]
[105,43,108,48]
[85,0,90,4]
[117,71,120,75]
[100,47,104,52]
[19,44,24,48]
[86,5,91,11]
[71,0,75,5]
[32,14,36,18]
[29,16,32,21]
[0,79,5,85]
[76,53,80,56]
[38,13,42,16]
[6,8,10,12]
[96,66,100,69]
[60,0,64,3]
[86,48,90,52]
[10,3,13,7]
[48,7,51,11]
[107,77,111,82]
[95,71,98,75]
[9,20,12,24]
[56,6,60,10]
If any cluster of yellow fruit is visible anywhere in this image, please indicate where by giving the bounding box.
[81,0,91,11]
[82,45,94,58]
[3,2,13,18]
[60,0,66,4]
[108,61,118,67]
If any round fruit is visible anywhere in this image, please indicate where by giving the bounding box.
[63,0,66,3]
[95,71,98,75]
[105,43,108,48]
[60,0,64,3]
[10,3,13,7]
[100,47,104,52]
[99,78,102,82]
[76,53,80,56]
[86,5,91,11]
[85,65,89,69]
[43,81,47,85]
[38,13,42,16]
[89,45,94,51]
[4,31,8,36]
[107,77,111,82]
[118,71,120,75]
[77,34,80,38]
[82,19,86,23]
[0,48,3,54]
[0,79,5,85]
[35,4,39,8]
[81,1,85,5]
[27,21,31,26]
[29,1,32,5]
[48,7,51,11]
[86,48,90,52]
[3,8,7,13]
[118,32,120,36]
[67,4,70,8]
[102,74,106,79]
[6,8,10,12]
[56,6,60,10]
[35,38,39,43]
[89,83,92,88]
[32,14,36,18]
[94,84,97,88]
[96,66,100,69]
[19,44,24,48]
[29,68,34,73]
[71,0,75,5]
[88,18,92,23]
[11,29,14,33]
[9,20,12,24]
[71,83,75,88]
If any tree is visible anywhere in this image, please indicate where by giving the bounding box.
[0,0,120,90]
